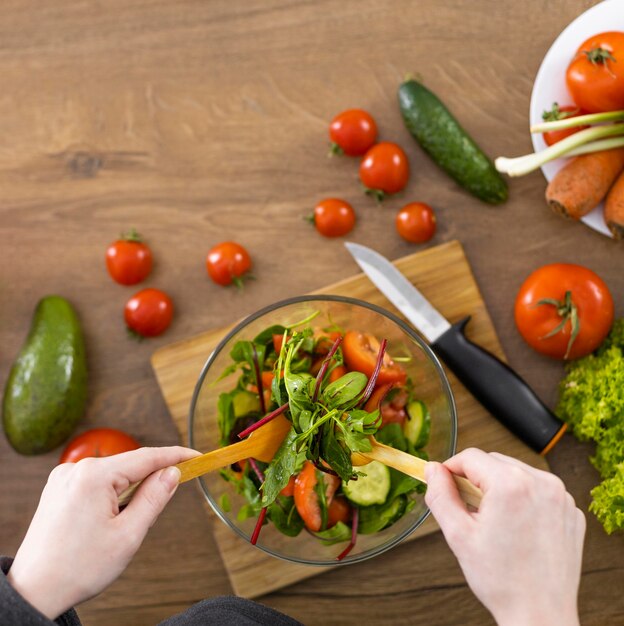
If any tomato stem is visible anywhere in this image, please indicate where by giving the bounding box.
[121,227,143,242]
[536,290,580,360]
[328,142,343,157]
[584,46,616,67]
[364,187,387,204]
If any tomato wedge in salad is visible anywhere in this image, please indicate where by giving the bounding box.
[343,331,406,384]
[294,461,340,532]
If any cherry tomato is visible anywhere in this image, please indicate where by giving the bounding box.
[364,384,408,426]
[125,288,174,337]
[541,103,589,147]
[294,461,340,532]
[59,428,140,463]
[343,331,406,385]
[314,331,342,355]
[327,496,352,528]
[566,31,624,113]
[396,202,436,243]
[514,263,614,360]
[359,142,410,200]
[206,241,252,287]
[311,198,356,238]
[329,109,377,156]
[105,229,152,286]
[273,334,285,354]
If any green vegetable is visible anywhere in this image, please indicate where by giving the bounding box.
[358,495,409,534]
[556,320,624,533]
[3,296,88,455]
[314,521,352,545]
[398,78,507,204]
[403,400,430,448]
[343,460,391,506]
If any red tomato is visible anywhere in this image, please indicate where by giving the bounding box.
[105,230,152,286]
[314,332,342,355]
[329,109,378,156]
[359,142,409,200]
[364,384,408,426]
[312,198,356,238]
[396,202,436,243]
[125,288,174,337]
[280,475,297,497]
[206,241,252,287]
[566,32,624,113]
[294,462,340,532]
[329,365,348,383]
[59,428,140,463]
[343,331,406,385]
[327,496,352,528]
[273,334,285,354]
[541,103,589,146]
[514,263,614,360]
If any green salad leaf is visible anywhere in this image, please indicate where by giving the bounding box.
[556,319,624,533]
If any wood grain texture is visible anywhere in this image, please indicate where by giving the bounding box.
[0,0,622,624]
[153,240,548,598]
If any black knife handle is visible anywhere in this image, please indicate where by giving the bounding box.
[431,317,566,454]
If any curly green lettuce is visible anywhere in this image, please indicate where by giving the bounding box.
[556,319,624,534]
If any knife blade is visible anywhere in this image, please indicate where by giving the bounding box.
[345,242,566,454]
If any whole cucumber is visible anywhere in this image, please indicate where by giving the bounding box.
[3,296,88,454]
[398,79,508,204]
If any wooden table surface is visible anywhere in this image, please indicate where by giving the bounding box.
[1,1,622,624]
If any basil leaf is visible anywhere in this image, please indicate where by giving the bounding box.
[321,371,368,409]
[314,521,352,546]
[262,426,299,506]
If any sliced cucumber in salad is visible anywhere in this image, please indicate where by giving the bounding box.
[342,460,391,506]
[403,400,430,448]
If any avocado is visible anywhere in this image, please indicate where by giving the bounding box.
[3,296,88,454]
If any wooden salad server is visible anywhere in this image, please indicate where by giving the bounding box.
[118,413,483,509]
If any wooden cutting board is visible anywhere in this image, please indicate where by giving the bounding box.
[151,240,549,598]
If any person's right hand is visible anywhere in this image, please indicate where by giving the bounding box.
[425,449,586,626]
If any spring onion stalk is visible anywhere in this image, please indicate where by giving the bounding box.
[566,137,624,157]
[496,124,624,177]
[530,110,624,133]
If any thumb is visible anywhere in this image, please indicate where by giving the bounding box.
[122,466,181,537]
[425,462,472,546]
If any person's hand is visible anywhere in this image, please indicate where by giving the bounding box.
[425,449,585,626]
[7,446,198,620]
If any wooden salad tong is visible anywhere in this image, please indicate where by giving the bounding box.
[117,413,482,508]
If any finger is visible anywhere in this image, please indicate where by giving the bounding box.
[425,462,473,543]
[489,452,549,478]
[102,446,200,485]
[117,465,181,543]
[442,448,505,492]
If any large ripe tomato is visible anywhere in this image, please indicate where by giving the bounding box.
[311,198,356,238]
[359,142,409,200]
[566,31,624,113]
[59,428,140,463]
[294,461,340,532]
[105,229,152,285]
[541,103,588,147]
[396,202,436,243]
[125,288,174,337]
[343,331,406,384]
[206,241,252,287]
[364,384,408,426]
[329,109,377,156]
[514,263,614,360]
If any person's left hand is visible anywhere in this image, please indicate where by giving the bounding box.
[7,446,198,619]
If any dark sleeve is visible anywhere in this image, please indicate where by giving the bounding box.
[158,596,304,626]
[0,557,82,626]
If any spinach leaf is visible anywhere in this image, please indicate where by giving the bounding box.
[358,496,407,534]
[253,324,287,348]
[388,468,424,500]
[320,422,353,482]
[262,426,300,506]
[267,496,304,537]
[321,371,368,409]
[217,391,236,446]
[314,521,352,545]
[375,423,408,451]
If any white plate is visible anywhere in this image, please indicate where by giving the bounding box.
[529,0,624,238]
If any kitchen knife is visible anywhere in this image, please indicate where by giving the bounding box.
[345,242,566,454]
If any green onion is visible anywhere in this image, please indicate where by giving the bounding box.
[567,137,624,157]
[496,124,624,177]
[531,110,624,133]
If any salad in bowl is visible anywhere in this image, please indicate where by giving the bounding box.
[189,296,456,565]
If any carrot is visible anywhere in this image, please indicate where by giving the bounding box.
[605,170,624,239]
[545,148,624,219]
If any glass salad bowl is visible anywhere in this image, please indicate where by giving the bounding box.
[189,295,457,566]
